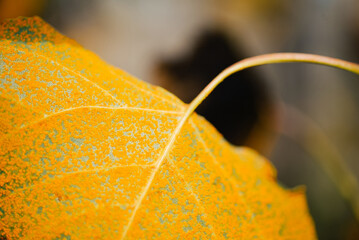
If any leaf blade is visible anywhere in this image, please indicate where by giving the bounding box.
[0,16,317,239]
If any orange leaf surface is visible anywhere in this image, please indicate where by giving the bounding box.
[0,17,316,239]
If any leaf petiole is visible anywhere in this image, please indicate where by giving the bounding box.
[187,53,359,116]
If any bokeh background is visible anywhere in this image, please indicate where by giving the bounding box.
[1,0,359,239]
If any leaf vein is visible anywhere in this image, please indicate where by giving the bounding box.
[167,157,218,239]
[189,119,264,239]
[2,163,155,200]
[0,105,183,143]
[1,44,184,110]
[119,108,192,239]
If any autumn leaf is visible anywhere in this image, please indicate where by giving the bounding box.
[0,16,318,239]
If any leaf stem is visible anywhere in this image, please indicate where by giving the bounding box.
[187,53,359,117]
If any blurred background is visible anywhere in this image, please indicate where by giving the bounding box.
[1,0,359,239]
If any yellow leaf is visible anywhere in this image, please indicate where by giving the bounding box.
[0,17,316,239]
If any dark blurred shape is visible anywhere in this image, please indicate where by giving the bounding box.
[156,29,275,154]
